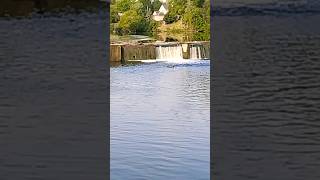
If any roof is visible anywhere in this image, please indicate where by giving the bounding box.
[159,3,168,13]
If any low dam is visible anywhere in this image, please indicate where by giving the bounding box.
[110,42,210,63]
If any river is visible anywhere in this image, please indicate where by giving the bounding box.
[212,0,320,179]
[111,60,210,179]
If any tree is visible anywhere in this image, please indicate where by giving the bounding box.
[164,11,177,24]
[138,0,153,16]
[147,20,160,36]
[110,4,120,23]
[118,10,147,34]
[169,0,187,16]
[130,1,144,15]
[183,6,206,31]
[116,0,133,12]
[151,0,162,12]
[191,0,205,7]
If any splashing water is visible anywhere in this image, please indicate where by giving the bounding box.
[155,44,184,62]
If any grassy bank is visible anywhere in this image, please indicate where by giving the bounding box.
[110,34,156,44]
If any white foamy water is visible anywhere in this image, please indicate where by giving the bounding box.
[190,45,203,59]
[155,43,209,62]
[155,45,184,62]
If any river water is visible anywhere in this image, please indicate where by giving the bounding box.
[111,60,210,179]
[212,1,320,179]
[0,5,108,179]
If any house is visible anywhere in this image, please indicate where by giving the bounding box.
[158,3,168,15]
[152,1,169,21]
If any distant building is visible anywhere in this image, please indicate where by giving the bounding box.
[158,3,169,15]
[152,1,169,22]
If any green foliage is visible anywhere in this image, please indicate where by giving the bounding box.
[110,5,120,23]
[110,23,122,35]
[191,32,210,41]
[118,10,147,34]
[138,0,152,16]
[151,0,162,12]
[130,1,144,15]
[163,0,189,24]
[181,0,210,33]
[191,0,205,7]
[115,0,133,12]
[147,20,160,36]
[164,11,178,24]
[111,0,210,38]
[170,0,188,15]
[183,6,206,31]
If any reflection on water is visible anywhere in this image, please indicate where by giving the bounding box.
[111,61,210,179]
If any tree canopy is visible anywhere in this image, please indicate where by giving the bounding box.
[111,0,210,36]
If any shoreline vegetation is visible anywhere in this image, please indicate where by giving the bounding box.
[110,0,210,43]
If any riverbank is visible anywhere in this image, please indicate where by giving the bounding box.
[110,19,210,44]
[110,35,156,44]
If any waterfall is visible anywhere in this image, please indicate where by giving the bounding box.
[155,44,183,61]
[155,43,209,61]
[190,45,203,59]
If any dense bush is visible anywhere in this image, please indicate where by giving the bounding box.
[110,5,120,23]
[111,0,210,36]
[164,11,177,24]
[192,0,205,7]
[118,10,147,34]
[147,20,160,36]
[182,0,210,32]
[151,0,162,12]
[168,0,187,16]
[115,0,133,12]
[183,7,205,31]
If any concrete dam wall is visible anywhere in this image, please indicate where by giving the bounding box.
[110,42,210,63]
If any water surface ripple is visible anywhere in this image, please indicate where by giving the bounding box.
[0,10,108,179]
[111,61,210,180]
[213,13,320,180]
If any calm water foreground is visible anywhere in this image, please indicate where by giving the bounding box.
[111,60,210,179]
[213,12,320,180]
[0,6,109,179]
